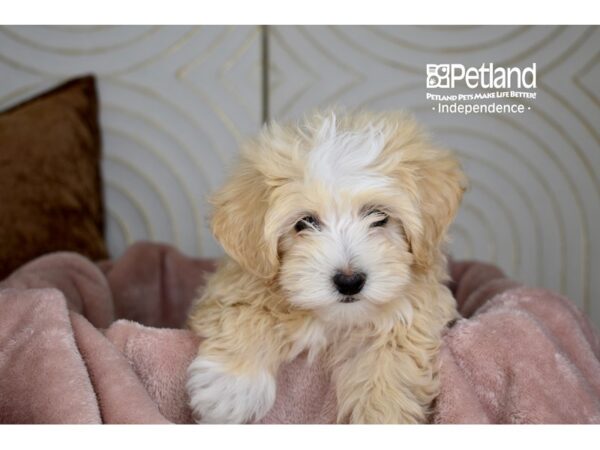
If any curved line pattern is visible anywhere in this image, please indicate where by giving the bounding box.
[437,127,555,288]
[497,113,590,309]
[503,26,567,67]
[328,26,565,75]
[573,48,600,108]
[0,81,49,108]
[105,77,226,167]
[174,29,261,146]
[367,25,532,54]
[218,27,261,120]
[104,142,179,245]
[469,179,522,273]
[453,90,591,305]
[297,27,366,106]
[538,26,595,78]
[0,26,160,55]
[0,51,52,77]
[357,81,422,108]
[0,25,261,262]
[450,224,476,259]
[1,25,597,321]
[460,203,498,264]
[0,27,202,78]
[109,27,203,77]
[178,75,245,144]
[175,27,232,78]
[103,104,211,253]
[327,26,422,74]
[541,80,600,154]
[422,26,479,31]
[104,179,156,239]
[410,106,577,297]
[105,204,134,246]
[103,103,213,193]
[269,28,328,118]
[47,25,114,34]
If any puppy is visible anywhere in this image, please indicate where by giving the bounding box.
[186,110,467,424]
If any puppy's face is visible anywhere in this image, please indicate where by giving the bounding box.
[277,191,414,326]
[211,111,466,327]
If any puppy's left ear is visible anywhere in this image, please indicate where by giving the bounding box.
[210,160,279,279]
[404,146,468,271]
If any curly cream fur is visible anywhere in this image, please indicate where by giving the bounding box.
[187,109,467,424]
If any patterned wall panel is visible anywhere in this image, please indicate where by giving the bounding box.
[269,26,600,325]
[1,25,599,327]
[0,25,262,258]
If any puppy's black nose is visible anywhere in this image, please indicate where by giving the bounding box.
[333,271,367,296]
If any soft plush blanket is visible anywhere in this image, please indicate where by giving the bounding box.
[0,242,599,424]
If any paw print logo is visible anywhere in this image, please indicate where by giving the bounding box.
[427,64,450,88]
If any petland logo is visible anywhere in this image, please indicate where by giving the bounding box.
[426,62,538,114]
[426,63,537,89]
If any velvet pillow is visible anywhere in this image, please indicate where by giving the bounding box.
[0,76,108,279]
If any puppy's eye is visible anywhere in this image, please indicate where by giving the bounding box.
[368,209,389,228]
[294,215,319,232]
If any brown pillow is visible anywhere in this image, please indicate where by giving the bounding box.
[0,76,108,279]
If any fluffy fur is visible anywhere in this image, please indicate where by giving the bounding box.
[186,110,467,424]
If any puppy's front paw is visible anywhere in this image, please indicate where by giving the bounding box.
[186,356,276,424]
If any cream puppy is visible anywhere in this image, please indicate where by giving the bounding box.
[186,110,466,423]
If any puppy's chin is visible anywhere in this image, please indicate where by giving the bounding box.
[285,290,414,330]
[315,298,380,327]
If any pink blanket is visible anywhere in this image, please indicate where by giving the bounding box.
[0,242,599,424]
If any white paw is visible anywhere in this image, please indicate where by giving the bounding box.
[186,356,276,424]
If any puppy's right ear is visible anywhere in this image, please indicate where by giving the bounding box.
[210,160,279,280]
